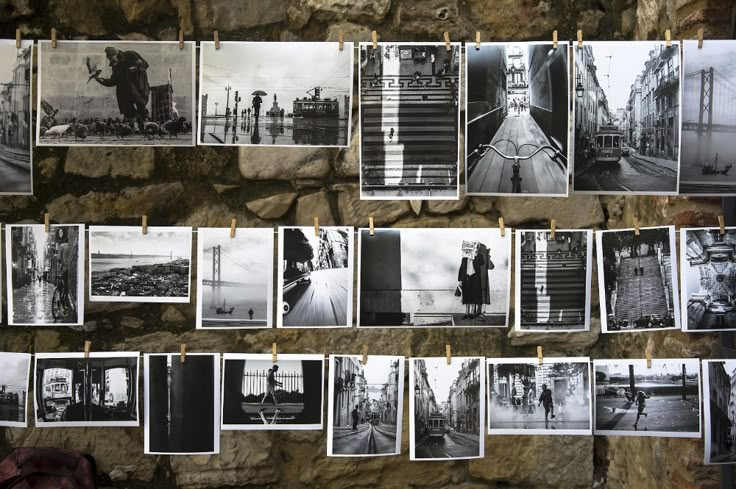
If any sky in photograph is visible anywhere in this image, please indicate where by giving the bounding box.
[417,358,478,403]
[200,229,271,284]
[0,354,29,391]
[589,41,665,112]
[343,356,398,399]
[0,42,26,85]
[685,41,736,79]
[597,361,691,377]
[91,229,191,257]
[201,43,352,113]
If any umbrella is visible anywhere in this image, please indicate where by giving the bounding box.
[252,90,267,96]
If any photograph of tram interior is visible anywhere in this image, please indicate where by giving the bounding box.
[36,356,138,423]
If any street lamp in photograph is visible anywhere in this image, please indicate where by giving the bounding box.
[575,73,585,98]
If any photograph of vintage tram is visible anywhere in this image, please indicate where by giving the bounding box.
[145,353,220,454]
[0,39,32,195]
[679,40,736,194]
[465,42,569,196]
[596,226,680,333]
[6,224,85,326]
[34,352,139,427]
[277,226,353,328]
[0,352,31,428]
[410,357,485,460]
[487,357,592,435]
[573,41,681,194]
[703,360,736,463]
[327,355,404,457]
[196,227,273,329]
[221,353,324,430]
[515,230,592,332]
[198,42,353,147]
[680,227,736,331]
[358,228,510,327]
[593,359,701,438]
[359,42,461,200]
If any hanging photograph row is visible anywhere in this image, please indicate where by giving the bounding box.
[3,351,732,464]
[1,39,735,198]
[3,223,735,332]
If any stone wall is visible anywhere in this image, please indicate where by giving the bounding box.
[0,0,734,488]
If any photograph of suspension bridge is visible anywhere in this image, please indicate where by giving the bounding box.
[196,228,273,329]
[679,40,736,194]
[573,41,680,194]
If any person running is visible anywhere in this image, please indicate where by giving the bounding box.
[538,384,555,422]
[260,365,282,409]
[633,390,650,429]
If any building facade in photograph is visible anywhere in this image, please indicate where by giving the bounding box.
[332,356,366,427]
[413,359,438,439]
[0,44,31,151]
[448,359,481,435]
[707,362,734,462]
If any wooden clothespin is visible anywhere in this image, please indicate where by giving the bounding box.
[499,217,505,237]
[475,31,480,50]
[577,30,583,49]
[272,343,278,362]
[230,218,237,238]
[214,30,220,50]
[372,31,377,49]
[361,345,369,365]
[552,30,558,49]
[15,29,21,49]
[550,220,556,240]
[537,346,543,365]
[634,219,640,236]
[665,29,671,48]
[443,31,451,52]
[51,28,57,49]
[445,344,452,365]
[44,213,50,233]
[180,344,186,363]
[83,341,91,359]
[718,215,725,236]
[645,348,652,369]
[141,215,148,235]
[314,216,319,236]
[178,30,184,49]
[697,28,704,49]
[338,31,344,51]
[369,216,374,236]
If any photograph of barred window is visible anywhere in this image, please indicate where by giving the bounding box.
[572,41,680,194]
[593,359,701,437]
[680,228,736,331]
[465,42,569,196]
[36,41,196,147]
[703,360,736,464]
[359,42,460,200]
[221,354,324,430]
[515,230,592,332]
[358,228,510,327]
[487,358,592,435]
[678,40,736,195]
[596,226,680,333]
[0,39,32,195]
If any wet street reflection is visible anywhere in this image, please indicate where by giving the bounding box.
[13,279,57,324]
[200,115,348,146]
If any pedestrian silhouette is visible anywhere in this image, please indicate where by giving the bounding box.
[248,308,254,320]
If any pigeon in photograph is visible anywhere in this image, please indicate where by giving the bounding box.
[85,56,101,83]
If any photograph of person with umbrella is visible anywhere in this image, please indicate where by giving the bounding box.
[198,42,353,147]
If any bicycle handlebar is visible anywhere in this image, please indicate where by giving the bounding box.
[480,143,567,164]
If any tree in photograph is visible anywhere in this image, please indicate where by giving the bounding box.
[283,229,313,270]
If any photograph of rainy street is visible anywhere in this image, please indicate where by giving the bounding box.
[466,42,569,196]
[573,41,680,194]
[329,355,403,456]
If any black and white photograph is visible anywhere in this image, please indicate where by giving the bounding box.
[196,227,273,329]
[486,357,592,435]
[5,224,85,326]
[327,355,404,457]
[277,226,353,328]
[89,226,192,303]
[680,227,736,331]
[593,359,701,437]
[679,40,736,195]
[198,42,353,147]
[359,42,461,200]
[0,40,32,195]
[466,42,569,196]
[596,226,680,332]
[573,41,681,194]
[515,229,592,332]
[410,357,485,461]
[34,352,139,427]
[358,228,510,327]
[36,41,196,147]
[0,352,31,428]
[145,353,220,455]
[703,360,736,463]
[221,353,324,430]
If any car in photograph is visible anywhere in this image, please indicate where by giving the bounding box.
[622,144,630,156]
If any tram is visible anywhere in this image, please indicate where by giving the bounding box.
[593,125,623,164]
[292,87,340,119]
[427,413,447,439]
